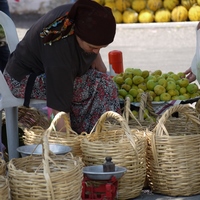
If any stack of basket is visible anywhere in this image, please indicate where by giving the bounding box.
[8,112,84,199]
[0,153,9,200]
[23,112,84,157]
[146,104,200,196]
[81,111,147,199]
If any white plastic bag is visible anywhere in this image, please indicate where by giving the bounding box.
[191,29,200,84]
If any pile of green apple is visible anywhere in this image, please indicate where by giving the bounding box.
[113,68,200,102]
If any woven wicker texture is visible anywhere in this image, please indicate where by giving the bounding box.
[123,93,157,130]
[81,111,147,199]
[23,112,84,157]
[2,106,50,130]
[0,153,6,176]
[146,104,200,196]
[0,176,9,200]
[8,112,84,200]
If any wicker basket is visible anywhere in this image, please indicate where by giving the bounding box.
[146,104,200,196]
[23,112,84,157]
[0,175,9,200]
[2,106,50,130]
[81,111,147,200]
[0,153,6,176]
[123,93,157,130]
[8,112,84,200]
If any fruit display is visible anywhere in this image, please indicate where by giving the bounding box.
[94,0,200,23]
[113,68,200,102]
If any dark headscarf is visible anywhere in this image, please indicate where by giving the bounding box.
[40,0,116,46]
[69,0,116,46]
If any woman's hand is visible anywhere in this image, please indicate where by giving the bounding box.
[184,67,196,83]
[91,53,107,73]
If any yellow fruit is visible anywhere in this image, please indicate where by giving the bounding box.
[160,92,171,101]
[132,75,144,85]
[124,77,133,86]
[93,0,105,5]
[138,82,147,91]
[171,95,180,100]
[147,80,157,90]
[125,94,134,102]
[178,95,187,100]
[115,0,128,12]
[115,76,124,85]
[118,89,128,97]
[123,8,138,23]
[188,5,200,21]
[131,84,138,90]
[179,87,187,94]
[183,93,190,99]
[143,108,149,119]
[118,95,124,100]
[131,0,147,13]
[198,0,200,5]
[154,85,166,95]
[166,81,176,91]
[154,96,160,101]
[138,9,154,23]
[181,0,197,10]
[167,89,177,96]
[129,88,138,97]
[158,78,167,88]
[147,0,163,12]
[177,72,186,78]
[155,8,171,22]
[171,6,188,22]
[147,75,157,81]
[125,67,134,73]
[132,68,142,76]
[186,83,198,94]
[177,78,189,87]
[121,83,131,91]
[136,92,142,102]
[163,0,179,11]
[105,0,115,3]
[112,9,123,23]
[123,72,133,79]
[151,69,162,76]
[169,73,180,81]
[104,2,116,10]
[147,90,156,99]
[141,70,149,78]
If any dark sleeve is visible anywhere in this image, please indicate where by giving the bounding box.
[45,61,75,113]
[42,38,78,113]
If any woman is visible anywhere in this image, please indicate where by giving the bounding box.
[4,0,121,133]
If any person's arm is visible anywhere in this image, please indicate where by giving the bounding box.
[91,53,107,73]
[184,22,200,83]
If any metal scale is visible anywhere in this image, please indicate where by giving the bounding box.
[82,157,126,200]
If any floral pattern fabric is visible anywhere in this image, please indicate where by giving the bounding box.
[4,69,121,133]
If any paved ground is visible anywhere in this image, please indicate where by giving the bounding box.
[10,14,200,200]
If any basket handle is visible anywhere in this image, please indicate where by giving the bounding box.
[139,92,157,122]
[154,104,200,136]
[40,112,78,200]
[122,97,143,127]
[93,111,137,153]
[49,111,78,136]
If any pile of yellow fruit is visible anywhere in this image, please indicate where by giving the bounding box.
[94,0,200,23]
[113,68,200,102]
